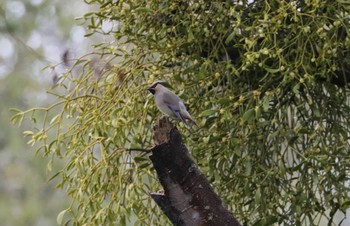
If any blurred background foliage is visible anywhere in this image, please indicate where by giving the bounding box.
[0,0,90,225]
[8,0,350,225]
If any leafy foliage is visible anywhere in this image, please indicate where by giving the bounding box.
[12,0,350,225]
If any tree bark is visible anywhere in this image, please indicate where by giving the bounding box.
[149,117,241,226]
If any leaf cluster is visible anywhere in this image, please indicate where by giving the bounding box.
[13,0,350,225]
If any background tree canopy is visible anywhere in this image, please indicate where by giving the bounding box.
[12,0,350,225]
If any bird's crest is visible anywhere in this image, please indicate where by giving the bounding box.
[150,80,172,89]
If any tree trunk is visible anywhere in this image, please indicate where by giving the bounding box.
[149,117,241,226]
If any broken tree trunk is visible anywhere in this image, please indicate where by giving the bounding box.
[149,117,241,226]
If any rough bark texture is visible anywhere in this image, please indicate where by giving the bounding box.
[149,117,241,226]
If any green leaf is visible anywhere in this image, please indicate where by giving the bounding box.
[84,32,95,37]
[83,12,94,17]
[23,130,34,136]
[139,162,150,169]
[57,209,69,225]
[47,159,52,172]
[188,29,194,42]
[292,83,300,94]
[255,187,261,204]
[10,112,24,124]
[48,172,61,182]
[9,108,22,113]
[242,108,255,122]
[341,200,350,211]
[262,96,271,111]
[225,31,235,45]
[244,160,252,176]
[50,114,61,125]
[255,106,261,118]
[63,220,71,226]
[264,67,280,74]
[218,98,231,105]
[200,109,216,117]
[134,7,153,13]
[195,64,207,80]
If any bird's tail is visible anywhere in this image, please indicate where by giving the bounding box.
[173,111,189,127]
[181,110,199,128]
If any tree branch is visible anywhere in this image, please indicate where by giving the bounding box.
[149,117,241,226]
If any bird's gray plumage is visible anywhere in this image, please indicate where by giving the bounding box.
[148,81,197,127]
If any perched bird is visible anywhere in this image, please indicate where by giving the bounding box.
[147,81,198,127]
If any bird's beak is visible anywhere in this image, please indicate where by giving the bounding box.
[147,87,155,95]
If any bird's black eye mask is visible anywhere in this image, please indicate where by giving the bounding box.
[148,87,156,95]
[147,82,159,95]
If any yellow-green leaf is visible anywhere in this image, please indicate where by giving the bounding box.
[57,209,69,225]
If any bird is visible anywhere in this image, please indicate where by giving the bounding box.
[147,81,198,127]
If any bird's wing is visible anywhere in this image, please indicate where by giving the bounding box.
[162,91,181,104]
[163,92,189,126]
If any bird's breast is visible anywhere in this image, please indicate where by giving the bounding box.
[154,95,176,117]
